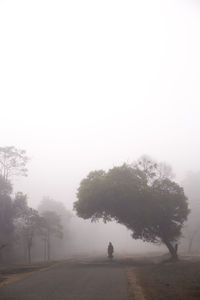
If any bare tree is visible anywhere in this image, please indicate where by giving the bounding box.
[0,146,29,181]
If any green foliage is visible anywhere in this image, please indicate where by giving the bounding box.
[74,158,189,258]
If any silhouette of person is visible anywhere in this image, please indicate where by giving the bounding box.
[107,242,114,259]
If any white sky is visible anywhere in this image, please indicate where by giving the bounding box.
[0,0,200,209]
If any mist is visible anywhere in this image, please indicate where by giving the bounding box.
[1,0,200,262]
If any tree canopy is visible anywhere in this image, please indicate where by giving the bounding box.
[74,157,189,260]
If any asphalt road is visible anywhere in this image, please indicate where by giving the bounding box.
[0,260,129,300]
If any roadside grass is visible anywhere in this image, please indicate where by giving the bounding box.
[136,260,200,300]
[0,261,58,286]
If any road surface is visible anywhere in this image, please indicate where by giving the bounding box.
[0,259,129,300]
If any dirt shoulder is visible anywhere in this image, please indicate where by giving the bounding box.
[134,260,200,300]
[126,268,146,300]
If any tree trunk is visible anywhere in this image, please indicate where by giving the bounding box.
[44,239,47,261]
[27,244,31,264]
[163,238,178,261]
[47,231,50,261]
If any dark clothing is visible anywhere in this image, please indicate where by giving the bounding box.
[108,242,114,258]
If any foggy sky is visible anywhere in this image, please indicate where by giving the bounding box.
[0,0,200,209]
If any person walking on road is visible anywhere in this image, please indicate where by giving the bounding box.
[108,242,114,259]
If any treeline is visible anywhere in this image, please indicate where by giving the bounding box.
[0,146,71,264]
[1,146,200,263]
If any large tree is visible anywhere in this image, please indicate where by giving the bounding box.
[74,158,189,260]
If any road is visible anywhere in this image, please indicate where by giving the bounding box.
[0,259,129,300]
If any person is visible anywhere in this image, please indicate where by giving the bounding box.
[107,242,114,259]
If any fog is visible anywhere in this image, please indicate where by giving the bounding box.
[0,0,200,259]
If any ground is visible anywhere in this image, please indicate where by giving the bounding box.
[136,259,200,300]
[0,255,200,300]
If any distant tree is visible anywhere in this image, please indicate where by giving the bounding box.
[38,197,71,259]
[0,176,14,261]
[186,227,200,253]
[40,211,63,261]
[13,193,42,264]
[74,157,189,260]
[0,146,29,181]
[38,197,72,222]
[182,172,200,253]
[0,146,30,262]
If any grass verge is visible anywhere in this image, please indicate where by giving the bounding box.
[136,260,200,300]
